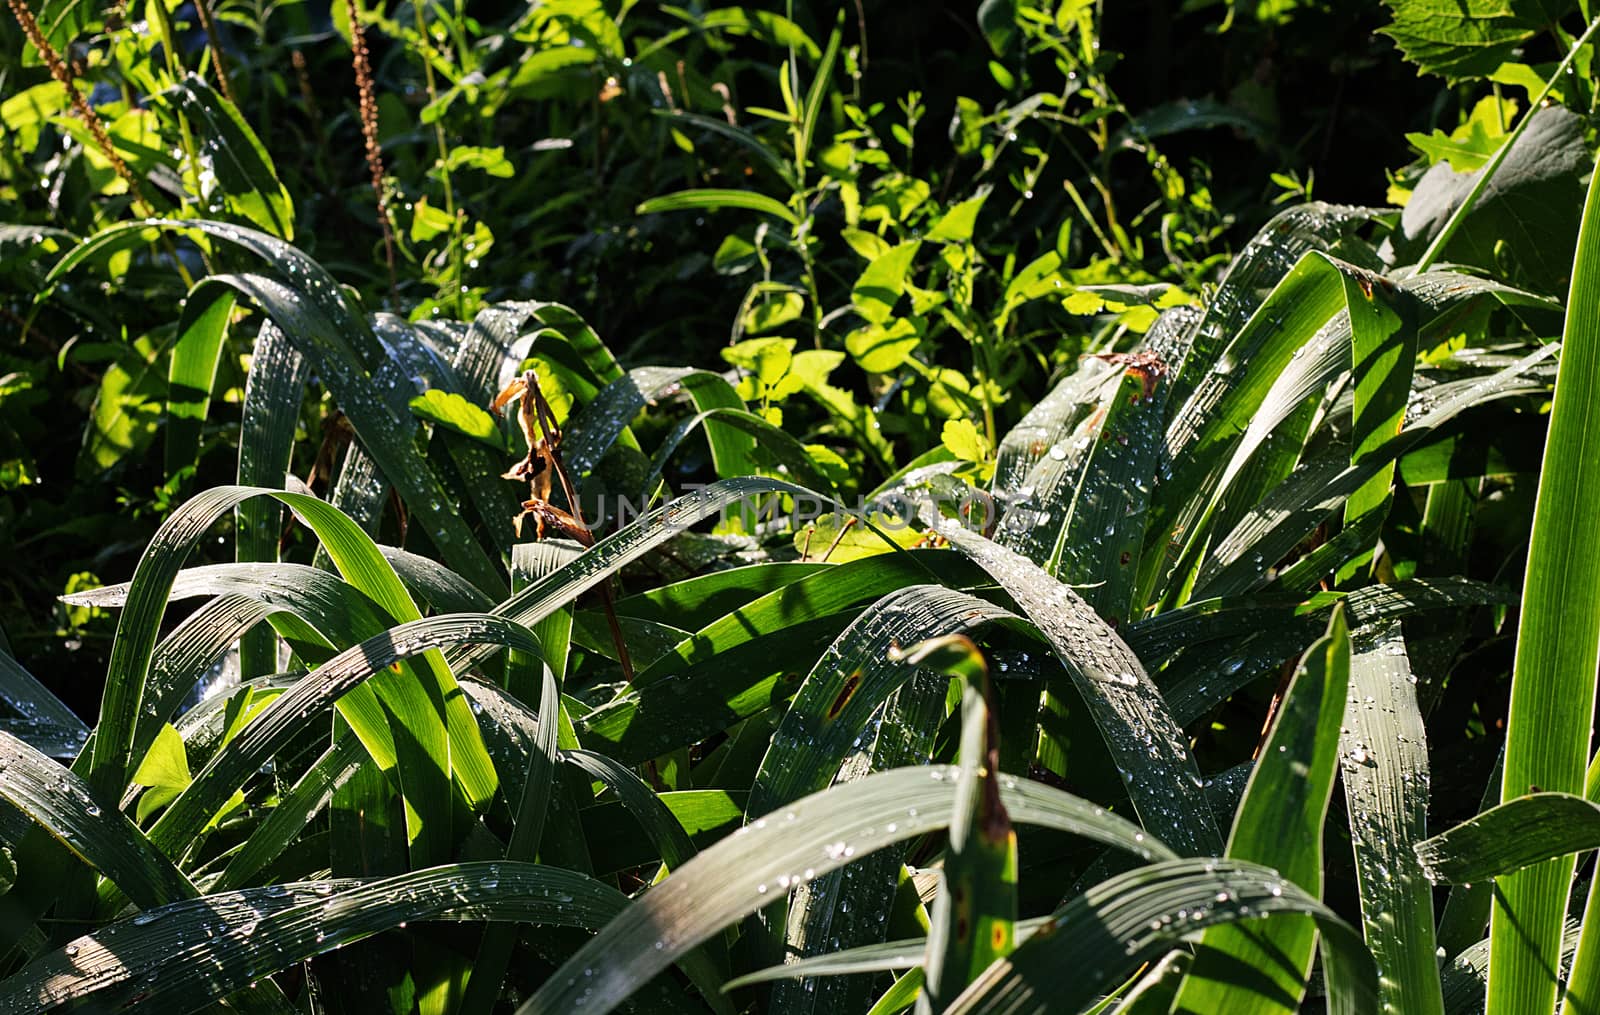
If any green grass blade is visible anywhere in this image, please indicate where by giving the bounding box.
[643,406,836,495]
[746,585,1022,818]
[164,285,234,480]
[658,110,797,186]
[1166,203,1377,406]
[0,731,194,908]
[934,523,1221,856]
[143,613,538,858]
[796,15,842,175]
[517,767,1172,1015]
[0,864,626,1012]
[1337,623,1442,1014]
[87,487,500,865]
[923,655,1017,1012]
[637,189,800,226]
[0,646,87,747]
[1417,792,1600,884]
[725,918,1060,991]
[1197,344,1556,597]
[162,75,295,239]
[462,648,562,1014]
[1490,153,1600,1015]
[945,858,1377,1015]
[1338,272,1419,581]
[234,319,309,679]
[1174,604,1351,1014]
[564,366,760,485]
[996,362,1162,624]
[193,272,504,593]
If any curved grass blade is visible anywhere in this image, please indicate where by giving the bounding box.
[188,273,504,593]
[161,75,295,239]
[637,189,800,227]
[1491,154,1600,1015]
[945,859,1377,1015]
[84,486,498,864]
[1337,623,1442,1014]
[0,648,87,748]
[992,358,1118,498]
[725,917,1059,990]
[143,613,538,858]
[1197,344,1557,598]
[996,363,1162,625]
[1444,923,1583,1015]
[0,864,627,1013]
[517,767,1173,1015]
[747,584,1023,817]
[643,406,836,496]
[446,477,934,676]
[1173,605,1351,1014]
[658,110,796,186]
[1165,202,1377,417]
[563,366,758,484]
[1416,793,1600,885]
[766,629,962,1013]
[0,731,194,908]
[46,220,382,366]
[932,523,1221,856]
[379,545,497,614]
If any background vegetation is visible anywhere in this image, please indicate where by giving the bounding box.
[1,0,1599,1012]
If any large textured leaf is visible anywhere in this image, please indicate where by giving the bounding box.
[1379,0,1547,82]
[1386,106,1588,291]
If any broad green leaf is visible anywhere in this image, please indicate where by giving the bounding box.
[847,318,921,373]
[1390,106,1588,292]
[1379,0,1545,82]
[853,241,922,327]
[408,388,507,449]
[926,189,991,244]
